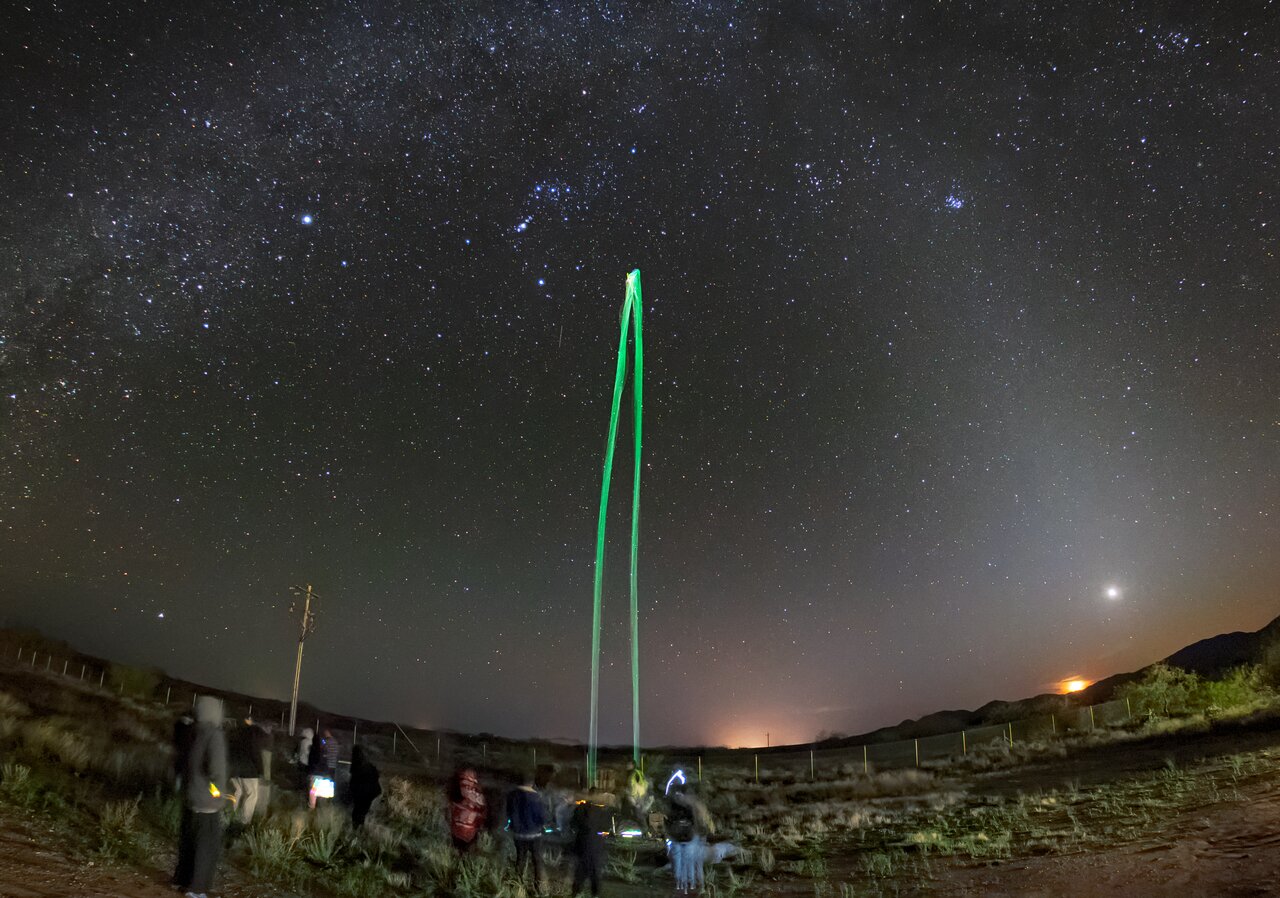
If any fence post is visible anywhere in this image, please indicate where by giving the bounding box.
[80,664,86,681]
[533,747,537,768]
[914,739,919,767]
[393,730,397,755]
[863,744,868,775]
[31,652,37,668]
[15,647,20,662]
[99,670,105,687]
[1125,698,1132,720]
[1051,714,1056,736]
[61,660,68,676]
[962,730,967,755]
[281,710,286,727]
[1007,723,1013,746]
[697,755,702,782]
[1089,705,1096,730]
[352,719,358,742]
[810,749,815,780]
[754,754,759,783]
[46,655,52,671]
[165,686,171,705]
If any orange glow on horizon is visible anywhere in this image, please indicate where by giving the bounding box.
[1061,678,1089,694]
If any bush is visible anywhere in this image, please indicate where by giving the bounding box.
[1195,665,1268,715]
[107,664,162,700]
[98,796,141,859]
[1118,663,1272,721]
[1117,664,1200,718]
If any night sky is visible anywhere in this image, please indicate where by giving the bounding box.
[2,1,1277,748]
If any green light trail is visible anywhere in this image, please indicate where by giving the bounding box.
[587,269,643,785]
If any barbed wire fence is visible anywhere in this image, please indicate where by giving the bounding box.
[3,639,1134,788]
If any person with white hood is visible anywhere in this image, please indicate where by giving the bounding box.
[173,695,233,898]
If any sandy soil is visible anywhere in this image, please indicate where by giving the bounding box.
[0,806,289,898]
[0,807,175,898]
[6,707,1280,896]
[928,771,1280,897]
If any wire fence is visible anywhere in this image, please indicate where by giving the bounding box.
[2,638,1134,788]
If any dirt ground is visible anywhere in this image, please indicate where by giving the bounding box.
[0,807,173,898]
[6,710,1280,896]
[922,769,1280,897]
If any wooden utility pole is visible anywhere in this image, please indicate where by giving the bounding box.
[287,584,319,737]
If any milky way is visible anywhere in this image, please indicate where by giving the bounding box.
[2,1,1277,746]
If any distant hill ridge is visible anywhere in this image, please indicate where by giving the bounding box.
[791,611,1280,753]
[4,611,1279,754]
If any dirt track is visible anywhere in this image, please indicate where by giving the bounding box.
[930,770,1280,897]
[0,808,175,898]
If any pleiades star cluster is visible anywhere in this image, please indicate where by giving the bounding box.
[1,1,1276,745]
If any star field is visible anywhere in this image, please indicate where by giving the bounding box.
[1,1,1277,746]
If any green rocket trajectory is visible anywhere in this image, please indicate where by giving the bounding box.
[587,268,643,786]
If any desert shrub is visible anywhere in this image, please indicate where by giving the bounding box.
[98,796,141,859]
[0,762,40,806]
[244,824,303,876]
[0,690,30,718]
[607,847,640,883]
[97,743,169,790]
[107,664,162,699]
[333,860,393,898]
[421,842,457,887]
[302,825,345,868]
[1195,664,1269,714]
[1117,664,1200,718]
[22,718,92,771]
[383,776,446,834]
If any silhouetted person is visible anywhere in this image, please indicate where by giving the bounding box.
[570,788,611,897]
[228,716,270,824]
[172,714,194,792]
[174,696,232,898]
[349,745,382,827]
[448,767,487,852]
[307,727,339,808]
[668,785,713,894]
[297,727,314,772]
[507,771,547,893]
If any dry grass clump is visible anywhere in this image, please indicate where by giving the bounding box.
[23,718,93,772]
[0,689,30,717]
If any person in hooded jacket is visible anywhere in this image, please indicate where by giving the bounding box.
[173,695,233,898]
[348,745,382,827]
[448,767,487,852]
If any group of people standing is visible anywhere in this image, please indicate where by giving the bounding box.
[448,763,717,897]
[448,766,617,897]
[171,702,717,898]
[169,700,380,898]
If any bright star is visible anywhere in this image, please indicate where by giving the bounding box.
[944,194,965,210]
[1105,585,1121,599]
[300,214,314,225]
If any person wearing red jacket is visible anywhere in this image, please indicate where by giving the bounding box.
[448,767,487,852]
